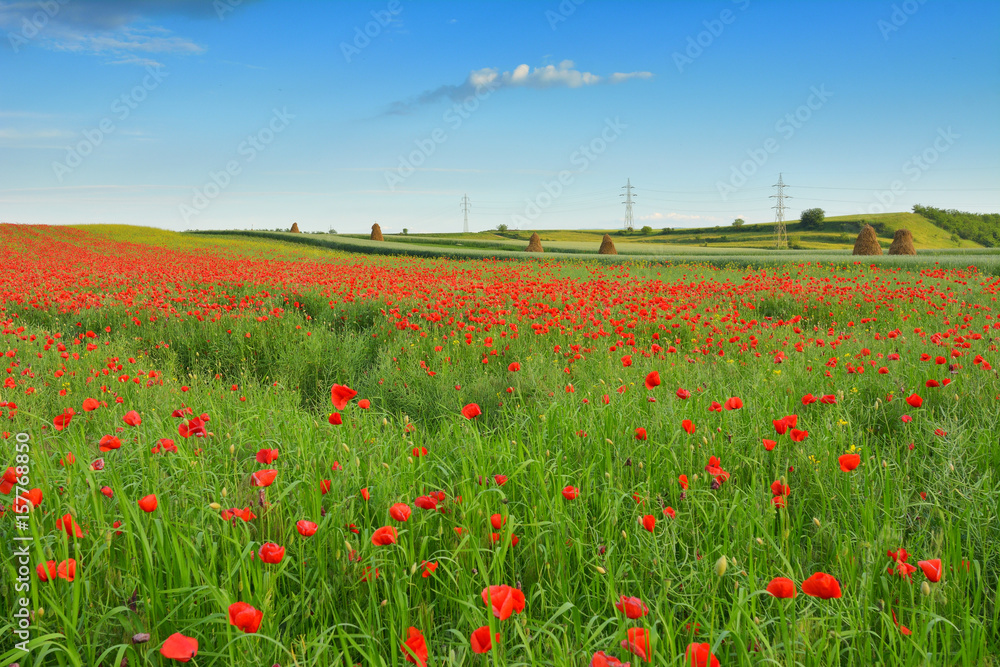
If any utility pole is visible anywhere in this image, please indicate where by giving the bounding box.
[460,194,471,233]
[620,179,635,231]
[770,173,790,249]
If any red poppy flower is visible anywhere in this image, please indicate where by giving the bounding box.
[98,435,121,452]
[508,362,521,372]
[258,542,285,564]
[328,411,342,426]
[635,427,647,441]
[838,454,861,472]
[906,393,923,408]
[801,393,817,405]
[490,513,505,530]
[53,409,74,431]
[400,627,428,667]
[482,584,525,620]
[591,651,630,667]
[251,469,278,487]
[615,595,649,619]
[37,560,57,582]
[685,642,719,667]
[562,485,579,500]
[678,474,688,490]
[138,494,157,513]
[360,487,370,501]
[56,513,84,538]
[82,397,100,412]
[390,503,412,522]
[644,371,660,390]
[766,577,797,598]
[420,560,438,577]
[358,398,371,409]
[371,526,398,546]
[770,480,790,497]
[763,438,777,451]
[123,410,141,426]
[801,572,842,599]
[789,429,808,442]
[411,496,437,513]
[296,520,318,537]
[228,602,263,634]
[0,466,20,494]
[819,394,837,404]
[319,479,332,495]
[160,632,198,662]
[461,403,482,419]
[708,401,722,412]
[724,396,743,410]
[470,625,499,654]
[918,558,942,582]
[100,486,113,498]
[15,488,43,511]
[621,627,649,661]
[641,514,656,532]
[330,383,358,410]
[221,506,256,522]
[676,388,691,399]
[664,506,675,519]
[412,446,427,457]
[493,474,507,486]
[681,419,695,434]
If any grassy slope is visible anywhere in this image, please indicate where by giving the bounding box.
[369,212,982,251]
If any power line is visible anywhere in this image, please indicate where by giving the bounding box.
[460,194,471,233]
[770,173,790,250]
[621,178,636,231]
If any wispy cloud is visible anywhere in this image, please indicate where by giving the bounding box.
[386,60,653,114]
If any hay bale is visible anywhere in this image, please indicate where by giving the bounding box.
[598,234,617,255]
[888,228,916,255]
[524,232,543,253]
[289,222,300,233]
[370,223,384,241]
[852,224,883,255]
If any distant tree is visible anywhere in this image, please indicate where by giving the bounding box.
[402,228,408,235]
[640,225,653,235]
[497,224,509,232]
[799,208,825,229]
[661,227,672,235]
[328,228,337,234]
[732,218,745,228]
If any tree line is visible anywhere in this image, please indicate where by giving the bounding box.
[912,205,1000,247]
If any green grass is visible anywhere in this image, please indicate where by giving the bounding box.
[1,224,998,666]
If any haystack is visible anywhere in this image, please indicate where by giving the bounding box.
[289,222,300,233]
[888,228,916,255]
[525,232,543,253]
[598,234,617,255]
[370,223,384,241]
[852,224,883,255]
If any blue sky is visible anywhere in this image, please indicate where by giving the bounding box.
[1,0,998,233]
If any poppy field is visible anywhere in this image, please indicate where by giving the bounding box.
[1,223,999,666]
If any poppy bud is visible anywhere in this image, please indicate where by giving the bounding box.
[813,517,821,528]
[756,537,763,545]
[221,487,227,498]
[921,581,931,596]
[714,556,728,576]
[407,457,413,464]
[209,502,221,510]
[621,530,627,540]
[342,443,350,452]
[229,444,235,455]
[595,565,606,574]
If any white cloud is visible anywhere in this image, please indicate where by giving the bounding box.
[385,60,653,114]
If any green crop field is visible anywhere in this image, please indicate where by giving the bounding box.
[1,223,998,667]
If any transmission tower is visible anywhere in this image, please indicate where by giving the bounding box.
[620,178,636,231]
[460,194,471,233]
[770,173,790,250]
